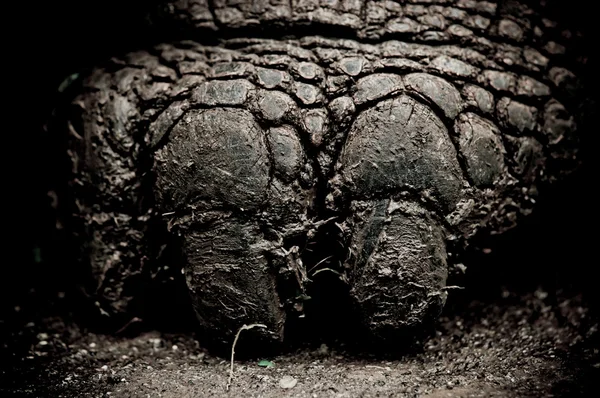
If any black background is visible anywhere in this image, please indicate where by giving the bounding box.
[3,0,598,338]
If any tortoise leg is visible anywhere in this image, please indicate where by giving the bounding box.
[346,199,448,343]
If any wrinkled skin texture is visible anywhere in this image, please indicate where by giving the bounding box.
[63,0,582,348]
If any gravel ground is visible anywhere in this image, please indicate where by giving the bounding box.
[1,290,598,397]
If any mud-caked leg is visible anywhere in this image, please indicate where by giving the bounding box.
[154,106,308,345]
[347,199,448,342]
[182,218,285,346]
[332,93,462,343]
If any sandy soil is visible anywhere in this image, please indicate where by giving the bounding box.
[1,290,598,398]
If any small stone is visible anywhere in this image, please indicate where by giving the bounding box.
[148,337,162,348]
[279,375,298,389]
[316,343,329,356]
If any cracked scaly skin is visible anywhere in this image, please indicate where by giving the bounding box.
[64,0,583,347]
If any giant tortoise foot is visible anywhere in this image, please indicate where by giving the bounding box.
[60,0,583,350]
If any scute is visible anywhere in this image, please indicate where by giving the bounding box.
[338,95,464,212]
[154,108,271,210]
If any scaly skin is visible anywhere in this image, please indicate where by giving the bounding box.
[63,0,583,348]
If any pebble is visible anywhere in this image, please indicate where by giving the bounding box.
[279,375,298,389]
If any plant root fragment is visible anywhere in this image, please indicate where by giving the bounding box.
[227,323,267,391]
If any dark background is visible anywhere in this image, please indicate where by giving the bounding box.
[3,0,598,348]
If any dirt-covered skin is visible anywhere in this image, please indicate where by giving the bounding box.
[64,0,583,348]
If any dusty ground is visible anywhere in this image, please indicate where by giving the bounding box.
[1,289,598,398]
